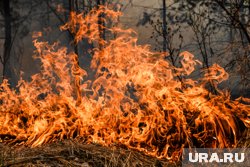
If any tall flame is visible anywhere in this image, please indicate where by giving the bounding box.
[0,6,249,161]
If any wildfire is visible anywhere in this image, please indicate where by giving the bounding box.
[0,6,249,161]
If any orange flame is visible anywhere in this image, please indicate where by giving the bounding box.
[0,6,249,161]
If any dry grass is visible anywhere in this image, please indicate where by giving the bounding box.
[0,129,249,167]
[0,140,177,167]
[236,129,250,148]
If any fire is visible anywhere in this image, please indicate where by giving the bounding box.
[0,6,249,161]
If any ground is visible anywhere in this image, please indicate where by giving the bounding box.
[0,140,177,167]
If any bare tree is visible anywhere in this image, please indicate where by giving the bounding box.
[0,0,13,85]
[148,0,250,96]
[0,0,36,86]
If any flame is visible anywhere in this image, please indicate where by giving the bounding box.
[0,6,249,161]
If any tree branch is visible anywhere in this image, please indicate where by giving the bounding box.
[215,0,250,43]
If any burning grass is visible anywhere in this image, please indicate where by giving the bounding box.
[0,5,249,163]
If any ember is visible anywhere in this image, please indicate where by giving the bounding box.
[0,6,249,161]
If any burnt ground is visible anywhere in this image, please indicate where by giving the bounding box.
[0,140,178,167]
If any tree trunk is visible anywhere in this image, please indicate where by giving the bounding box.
[162,0,167,53]
[69,0,79,55]
[2,0,15,86]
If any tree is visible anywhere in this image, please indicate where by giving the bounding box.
[0,0,36,86]
[1,0,13,85]
[162,0,167,53]
[149,0,250,96]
